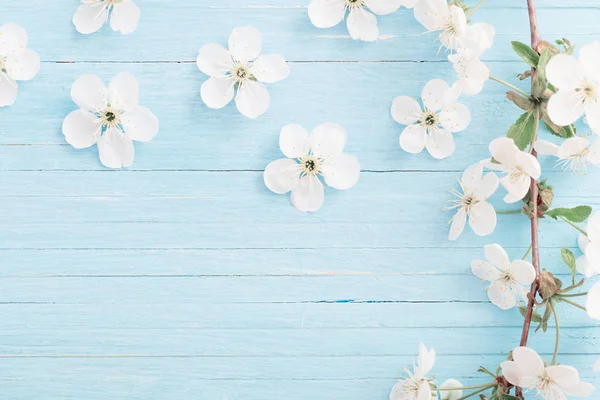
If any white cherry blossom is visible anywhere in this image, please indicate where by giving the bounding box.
[62,73,159,168]
[486,137,541,203]
[535,137,600,174]
[308,0,405,42]
[445,164,499,241]
[197,26,290,119]
[501,347,595,399]
[392,79,470,159]
[0,23,40,107]
[438,379,463,400]
[264,123,360,212]
[73,0,140,35]
[389,343,436,400]
[546,41,600,134]
[471,243,536,310]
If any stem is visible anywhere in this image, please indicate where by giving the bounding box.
[455,385,495,400]
[522,243,533,260]
[550,301,560,365]
[559,216,588,236]
[558,292,588,298]
[444,383,497,391]
[561,297,587,311]
[496,209,522,214]
[467,0,487,17]
[489,76,531,98]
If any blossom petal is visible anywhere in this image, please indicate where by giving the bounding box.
[488,280,517,310]
[0,74,18,107]
[73,3,108,34]
[121,106,159,142]
[448,207,466,241]
[586,281,600,320]
[196,43,233,78]
[4,50,40,81]
[364,0,402,15]
[308,0,346,28]
[438,379,463,400]
[425,129,455,159]
[562,381,595,397]
[201,77,235,109]
[501,361,522,387]
[585,103,600,135]
[586,213,600,244]
[548,89,585,126]
[279,124,310,158]
[421,78,450,112]
[484,243,510,270]
[322,154,360,190]
[389,381,406,400]
[108,72,139,111]
[391,96,421,125]
[398,0,418,8]
[264,158,301,194]
[347,8,379,42]
[0,23,28,55]
[580,41,600,82]
[589,139,600,165]
[577,255,595,277]
[439,103,470,132]
[474,172,499,201]
[62,109,101,149]
[500,174,530,203]
[515,151,541,179]
[458,58,490,96]
[469,201,496,236]
[546,53,583,91]
[471,260,501,282]
[309,123,347,159]
[110,0,140,35]
[460,164,483,194]
[557,136,589,159]
[508,260,536,285]
[416,343,435,377]
[546,365,580,390]
[235,81,270,119]
[228,26,262,64]
[291,177,325,212]
[97,128,135,169]
[71,74,108,112]
[463,23,495,53]
[513,346,545,378]
[250,54,290,83]
[399,124,427,154]
[416,383,431,400]
[489,137,518,167]
[414,0,449,31]
[534,139,560,156]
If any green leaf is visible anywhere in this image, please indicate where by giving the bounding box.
[506,91,534,111]
[561,248,577,285]
[507,111,536,150]
[518,305,542,323]
[537,49,553,83]
[478,366,496,377]
[502,395,522,400]
[512,41,540,67]
[546,205,592,222]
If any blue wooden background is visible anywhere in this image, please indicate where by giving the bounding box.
[1,1,599,399]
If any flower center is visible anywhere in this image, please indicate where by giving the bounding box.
[499,269,515,284]
[231,63,252,84]
[508,166,526,182]
[444,188,479,214]
[556,147,591,175]
[298,154,322,177]
[345,0,364,8]
[421,111,439,127]
[99,107,122,128]
[106,0,124,7]
[577,81,598,103]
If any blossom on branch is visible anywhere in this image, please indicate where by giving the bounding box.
[389,343,436,400]
[535,137,600,175]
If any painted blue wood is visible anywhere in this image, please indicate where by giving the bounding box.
[1,1,599,399]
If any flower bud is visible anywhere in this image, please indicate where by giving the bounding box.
[540,272,561,299]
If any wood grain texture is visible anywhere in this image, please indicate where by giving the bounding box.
[1,1,599,399]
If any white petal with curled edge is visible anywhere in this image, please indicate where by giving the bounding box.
[515,151,541,179]
[280,124,310,159]
[562,381,595,397]
[0,74,18,107]
[439,102,470,132]
[474,171,499,201]
[463,23,495,53]
[448,207,467,241]
[108,72,139,111]
[414,0,449,31]
[346,8,379,42]
[250,54,290,83]
[73,3,108,34]
[421,79,450,112]
[201,77,235,109]
[229,26,262,64]
[62,109,101,149]
[389,380,406,400]
[534,139,560,156]
[425,129,455,159]
[500,174,530,203]
[264,158,301,194]
[484,243,510,270]
[97,128,135,169]
[71,74,108,112]
[4,50,40,81]
[585,103,600,135]
[471,260,501,282]
[309,122,347,159]
[577,255,595,277]
[487,280,517,310]
[548,89,585,127]
[513,346,544,378]
[308,0,346,28]
[322,154,360,190]
[557,136,589,159]
[399,124,427,154]
[196,43,233,78]
[500,361,522,387]
[546,53,584,91]
[121,106,159,142]
[469,201,496,236]
[460,164,483,195]
[0,23,28,55]
[509,260,536,285]
[235,80,270,119]
[416,343,435,377]
[416,383,431,400]
[586,281,600,320]
[438,379,463,400]
[545,365,580,389]
[110,0,140,35]
[459,58,490,96]
[580,41,600,82]
[291,177,325,212]
[489,137,518,167]
[364,0,402,15]
[391,96,422,125]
